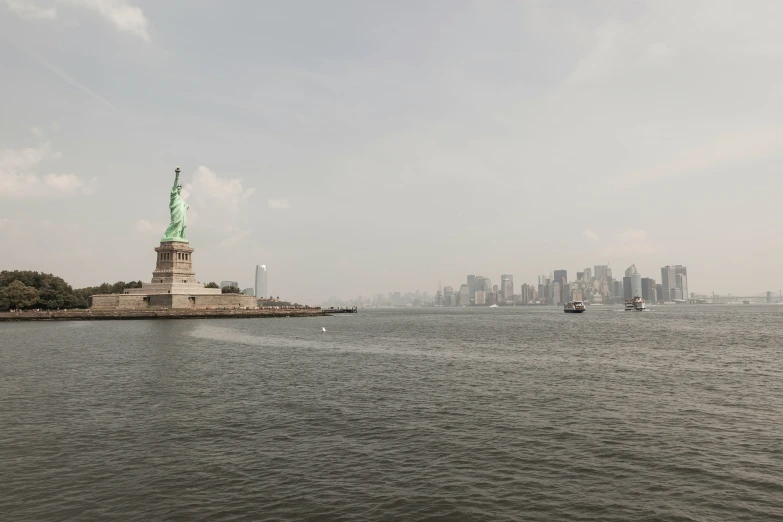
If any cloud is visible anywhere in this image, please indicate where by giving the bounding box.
[135,219,164,235]
[602,229,658,257]
[0,140,96,199]
[582,228,599,242]
[3,0,150,41]
[185,166,255,214]
[66,0,150,41]
[5,0,56,19]
[182,165,255,242]
[267,198,290,209]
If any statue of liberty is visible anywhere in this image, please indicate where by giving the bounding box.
[162,166,189,243]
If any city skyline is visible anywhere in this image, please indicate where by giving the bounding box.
[1,2,783,303]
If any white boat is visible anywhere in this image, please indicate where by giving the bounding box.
[624,296,647,311]
[564,301,586,313]
[488,304,498,308]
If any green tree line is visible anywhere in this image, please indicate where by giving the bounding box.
[0,270,143,311]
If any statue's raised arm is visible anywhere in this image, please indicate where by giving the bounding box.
[172,166,181,192]
[162,166,189,243]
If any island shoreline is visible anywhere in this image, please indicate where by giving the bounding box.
[0,309,328,322]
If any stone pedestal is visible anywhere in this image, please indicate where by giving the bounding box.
[153,241,196,284]
[125,241,222,296]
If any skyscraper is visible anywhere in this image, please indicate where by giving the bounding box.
[625,264,642,299]
[553,270,567,303]
[675,273,687,301]
[501,274,514,301]
[443,286,455,306]
[467,275,477,304]
[661,266,677,302]
[255,264,268,299]
[623,276,632,300]
[520,283,533,304]
[459,284,470,306]
[675,266,688,301]
[641,278,657,302]
[594,265,609,281]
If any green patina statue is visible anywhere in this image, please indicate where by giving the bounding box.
[162,166,189,243]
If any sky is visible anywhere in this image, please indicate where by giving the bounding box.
[1,0,782,302]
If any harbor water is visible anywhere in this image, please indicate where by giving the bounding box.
[1,306,782,521]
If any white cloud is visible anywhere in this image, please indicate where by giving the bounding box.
[65,0,150,41]
[5,0,56,19]
[135,219,164,235]
[267,198,290,209]
[602,229,658,257]
[0,140,96,199]
[182,165,255,242]
[582,228,599,242]
[4,0,149,41]
[185,166,255,215]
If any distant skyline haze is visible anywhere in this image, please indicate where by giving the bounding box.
[1,1,782,301]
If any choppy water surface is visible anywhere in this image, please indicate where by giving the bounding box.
[1,306,782,521]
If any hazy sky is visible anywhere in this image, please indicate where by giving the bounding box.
[1,0,782,302]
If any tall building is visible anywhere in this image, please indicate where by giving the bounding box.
[594,265,610,281]
[475,290,486,305]
[481,277,492,292]
[443,286,455,307]
[675,266,688,301]
[624,264,643,299]
[661,266,677,302]
[520,283,533,304]
[475,276,492,294]
[501,274,514,301]
[623,276,632,300]
[584,268,592,281]
[613,280,623,299]
[458,284,470,305]
[467,275,477,304]
[553,282,562,305]
[255,264,268,299]
[641,278,657,302]
[553,270,567,303]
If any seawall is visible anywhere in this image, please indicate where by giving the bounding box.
[0,308,327,322]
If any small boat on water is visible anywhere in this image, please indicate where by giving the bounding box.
[624,296,647,311]
[488,304,499,308]
[564,301,586,313]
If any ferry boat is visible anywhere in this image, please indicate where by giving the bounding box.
[564,301,586,313]
[624,296,647,311]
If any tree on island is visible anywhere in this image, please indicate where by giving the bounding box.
[205,282,220,288]
[2,280,39,310]
[222,285,241,294]
[0,270,147,311]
